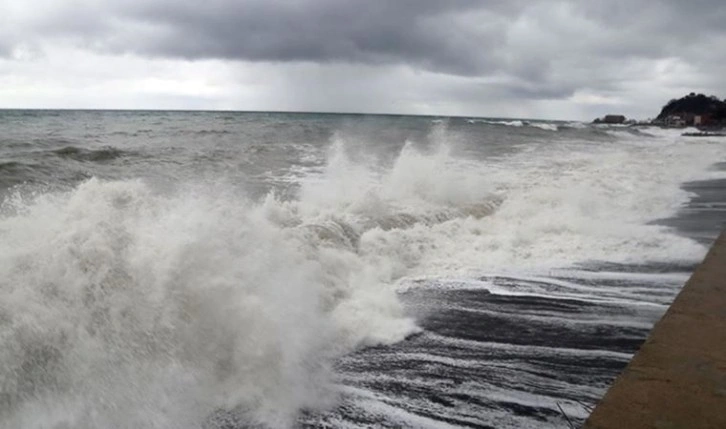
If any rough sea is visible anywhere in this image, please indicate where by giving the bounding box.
[1,110,725,429]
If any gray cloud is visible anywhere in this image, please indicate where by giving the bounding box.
[0,27,14,58]
[3,0,726,117]
[67,0,515,76]
[9,0,726,76]
[125,0,726,73]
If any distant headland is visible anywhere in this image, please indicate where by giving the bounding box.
[653,93,726,128]
[593,93,726,132]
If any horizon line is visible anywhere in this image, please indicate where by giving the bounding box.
[0,107,576,122]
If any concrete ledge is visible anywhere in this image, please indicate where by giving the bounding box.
[584,232,726,429]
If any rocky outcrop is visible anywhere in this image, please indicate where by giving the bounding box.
[656,93,726,122]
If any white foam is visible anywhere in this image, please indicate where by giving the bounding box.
[467,119,524,127]
[2,124,726,427]
[467,118,560,131]
[564,121,588,129]
[0,178,418,428]
[529,122,558,131]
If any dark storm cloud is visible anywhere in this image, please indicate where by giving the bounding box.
[4,0,726,116]
[111,0,515,76]
[571,0,726,58]
[108,0,726,95]
[10,0,526,76]
[10,0,726,78]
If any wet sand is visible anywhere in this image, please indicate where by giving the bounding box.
[584,231,726,429]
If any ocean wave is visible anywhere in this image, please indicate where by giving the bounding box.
[0,161,27,186]
[467,119,524,127]
[108,129,155,137]
[192,129,235,136]
[529,122,558,131]
[467,119,559,131]
[0,179,409,428]
[0,161,52,188]
[2,126,726,428]
[561,122,588,130]
[0,160,24,171]
[50,146,130,162]
[296,198,502,253]
[0,139,503,428]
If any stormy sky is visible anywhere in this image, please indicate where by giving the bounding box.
[1,0,725,120]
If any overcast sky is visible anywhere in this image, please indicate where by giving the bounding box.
[1,0,725,120]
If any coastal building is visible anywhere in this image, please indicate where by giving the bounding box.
[693,114,713,126]
[602,114,626,124]
[665,115,686,128]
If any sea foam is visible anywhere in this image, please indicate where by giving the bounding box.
[1,125,726,428]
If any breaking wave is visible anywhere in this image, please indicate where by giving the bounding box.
[466,119,559,131]
[1,125,725,428]
[529,122,558,131]
[467,119,525,127]
[0,141,498,429]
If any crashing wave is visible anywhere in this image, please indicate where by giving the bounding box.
[2,125,725,428]
[467,119,559,131]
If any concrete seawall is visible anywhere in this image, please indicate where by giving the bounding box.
[583,232,726,429]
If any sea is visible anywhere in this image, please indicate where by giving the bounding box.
[1,110,725,429]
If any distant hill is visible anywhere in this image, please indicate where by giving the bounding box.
[656,93,726,122]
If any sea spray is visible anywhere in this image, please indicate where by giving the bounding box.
[0,141,499,428]
[0,179,340,428]
[2,120,726,428]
